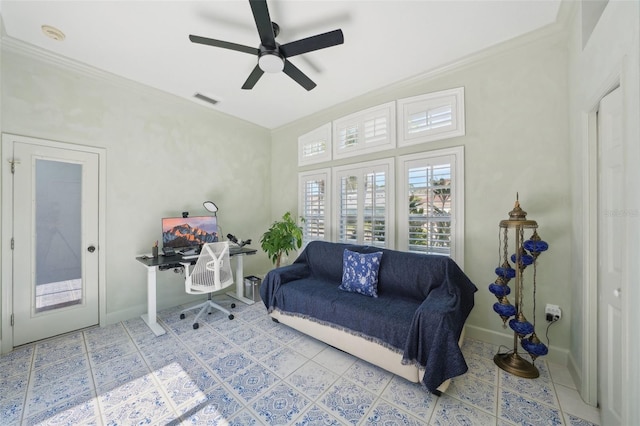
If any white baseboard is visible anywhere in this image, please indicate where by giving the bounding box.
[567,350,582,393]
[465,324,569,366]
[103,294,205,326]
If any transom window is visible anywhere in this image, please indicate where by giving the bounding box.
[298,123,332,166]
[333,102,396,159]
[398,87,465,147]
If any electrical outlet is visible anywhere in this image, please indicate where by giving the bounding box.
[545,304,562,321]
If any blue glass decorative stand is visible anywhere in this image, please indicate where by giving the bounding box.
[490,196,549,378]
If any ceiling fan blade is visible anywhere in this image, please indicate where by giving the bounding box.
[279,29,344,58]
[241,64,265,90]
[189,35,259,55]
[283,60,316,91]
[249,0,276,48]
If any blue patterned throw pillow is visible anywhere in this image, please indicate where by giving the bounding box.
[339,249,383,297]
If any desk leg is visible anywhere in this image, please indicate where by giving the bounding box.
[140,266,166,336]
[226,253,255,305]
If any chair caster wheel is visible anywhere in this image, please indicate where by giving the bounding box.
[228,314,234,320]
[180,313,185,320]
[193,323,199,329]
[231,303,236,309]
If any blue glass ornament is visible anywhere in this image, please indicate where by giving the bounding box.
[521,333,548,360]
[489,282,511,297]
[493,300,516,318]
[524,239,549,253]
[509,316,534,337]
[524,230,549,256]
[495,262,516,279]
[511,253,534,266]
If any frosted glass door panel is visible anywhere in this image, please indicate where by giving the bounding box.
[35,159,83,312]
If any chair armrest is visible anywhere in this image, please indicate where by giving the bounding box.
[260,263,310,310]
[270,263,310,284]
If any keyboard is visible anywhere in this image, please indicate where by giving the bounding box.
[181,254,199,260]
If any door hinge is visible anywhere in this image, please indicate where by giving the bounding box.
[11,238,14,250]
[11,313,14,326]
[9,159,20,174]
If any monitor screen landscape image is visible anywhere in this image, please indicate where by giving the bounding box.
[162,216,219,249]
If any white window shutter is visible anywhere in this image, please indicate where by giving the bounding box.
[398,146,464,266]
[333,102,396,159]
[333,158,394,247]
[398,87,465,147]
[298,123,332,166]
[298,169,331,244]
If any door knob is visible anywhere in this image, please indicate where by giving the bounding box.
[614,288,621,297]
[88,245,96,253]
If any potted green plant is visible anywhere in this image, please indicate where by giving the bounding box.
[260,212,305,268]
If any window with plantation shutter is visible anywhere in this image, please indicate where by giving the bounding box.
[298,123,332,166]
[333,158,394,248]
[398,87,465,147]
[298,169,331,245]
[333,102,396,159]
[406,164,452,254]
[398,147,464,266]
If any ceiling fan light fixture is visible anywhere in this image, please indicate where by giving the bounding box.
[189,0,343,90]
[258,53,284,73]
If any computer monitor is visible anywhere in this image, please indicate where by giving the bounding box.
[161,216,219,251]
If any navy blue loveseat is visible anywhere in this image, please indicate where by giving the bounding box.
[260,240,477,393]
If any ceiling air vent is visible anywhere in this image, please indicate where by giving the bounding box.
[194,93,219,105]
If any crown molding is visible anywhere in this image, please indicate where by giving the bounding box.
[2,35,176,100]
[3,35,228,117]
[1,34,269,129]
[274,16,570,134]
[393,18,569,93]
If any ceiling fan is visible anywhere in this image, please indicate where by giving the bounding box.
[189,0,344,91]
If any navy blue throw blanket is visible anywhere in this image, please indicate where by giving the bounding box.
[260,241,477,392]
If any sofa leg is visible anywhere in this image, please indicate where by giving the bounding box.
[271,318,280,324]
[432,390,442,397]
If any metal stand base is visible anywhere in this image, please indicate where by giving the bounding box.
[494,352,539,378]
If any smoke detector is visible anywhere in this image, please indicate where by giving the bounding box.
[41,25,65,41]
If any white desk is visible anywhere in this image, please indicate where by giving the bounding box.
[136,247,257,336]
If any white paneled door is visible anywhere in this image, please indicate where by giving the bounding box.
[597,86,624,426]
[7,136,100,346]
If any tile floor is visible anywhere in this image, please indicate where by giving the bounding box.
[0,295,601,425]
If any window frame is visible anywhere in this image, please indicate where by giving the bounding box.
[397,146,464,266]
[332,158,395,248]
[298,168,331,246]
[397,87,465,147]
[298,123,332,166]
[333,102,396,160]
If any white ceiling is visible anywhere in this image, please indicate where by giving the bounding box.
[1,1,562,129]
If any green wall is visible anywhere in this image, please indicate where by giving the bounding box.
[1,44,273,332]
[271,32,572,362]
[1,21,574,364]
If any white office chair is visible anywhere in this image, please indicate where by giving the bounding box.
[179,241,235,329]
